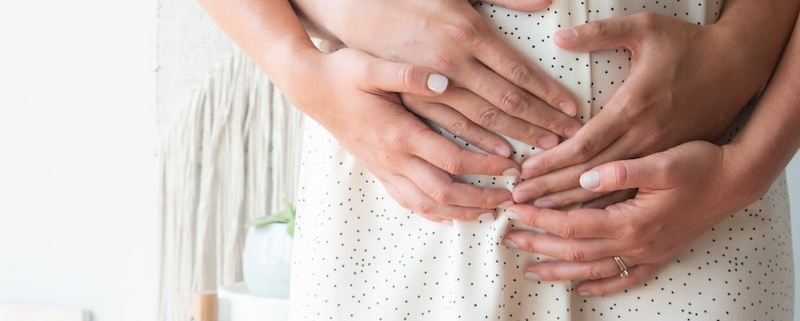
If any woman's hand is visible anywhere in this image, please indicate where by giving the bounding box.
[502,140,758,296]
[285,47,520,221]
[513,9,793,207]
[292,0,583,151]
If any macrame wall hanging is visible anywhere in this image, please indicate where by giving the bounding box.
[157,0,304,318]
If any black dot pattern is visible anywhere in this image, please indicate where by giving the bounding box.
[288,1,794,320]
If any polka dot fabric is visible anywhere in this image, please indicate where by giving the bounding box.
[288,1,794,320]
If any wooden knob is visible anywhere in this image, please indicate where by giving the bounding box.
[190,292,218,321]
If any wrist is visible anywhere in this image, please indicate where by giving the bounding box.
[718,143,776,210]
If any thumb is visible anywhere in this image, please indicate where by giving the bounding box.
[364,58,449,96]
[476,0,551,12]
[578,155,664,192]
[553,15,639,52]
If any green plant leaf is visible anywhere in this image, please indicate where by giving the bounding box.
[245,199,297,238]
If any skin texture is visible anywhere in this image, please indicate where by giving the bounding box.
[514,0,800,208]
[290,0,798,217]
[294,0,583,150]
[196,0,581,220]
[200,0,800,295]
[503,12,800,296]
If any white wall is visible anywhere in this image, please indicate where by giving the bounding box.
[0,0,158,320]
[0,0,797,320]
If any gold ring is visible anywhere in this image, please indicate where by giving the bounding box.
[613,256,629,278]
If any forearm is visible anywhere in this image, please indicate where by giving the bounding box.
[196,0,317,92]
[713,0,800,89]
[723,14,800,204]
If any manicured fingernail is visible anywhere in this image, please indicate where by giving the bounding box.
[555,28,578,41]
[534,199,555,209]
[502,168,520,177]
[538,135,558,149]
[494,145,512,158]
[497,200,515,209]
[478,212,495,222]
[441,220,454,226]
[559,101,577,117]
[578,291,592,297]
[427,74,448,94]
[524,272,541,281]
[580,169,600,189]
[502,238,518,249]
[505,210,520,221]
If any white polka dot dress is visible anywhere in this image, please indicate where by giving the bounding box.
[288,1,795,320]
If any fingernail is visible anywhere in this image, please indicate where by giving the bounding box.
[565,124,581,138]
[494,145,512,158]
[538,135,558,149]
[427,74,448,94]
[559,101,577,117]
[505,210,520,221]
[502,168,520,177]
[555,28,578,41]
[497,200,515,209]
[478,212,495,222]
[441,220,454,226]
[579,169,600,189]
[524,272,541,281]
[534,199,555,209]
[513,191,533,203]
[578,291,592,297]
[502,238,518,249]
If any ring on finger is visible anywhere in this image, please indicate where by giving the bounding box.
[613,256,629,278]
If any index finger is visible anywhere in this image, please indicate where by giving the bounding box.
[506,204,616,239]
[406,125,520,176]
[519,103,627,178]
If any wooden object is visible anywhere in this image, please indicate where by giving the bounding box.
[191,292,218,321]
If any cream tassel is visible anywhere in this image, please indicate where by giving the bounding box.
[156,49,304,321]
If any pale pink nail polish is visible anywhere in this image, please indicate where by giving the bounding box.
[497,200,515,209]
[524,272,541,281]
[502,238,518,249]
[505,211,521,221]
[427,74,448,93]
[478,212,495,222]
[555,28,578,41]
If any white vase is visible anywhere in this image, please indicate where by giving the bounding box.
[242,223,293,298]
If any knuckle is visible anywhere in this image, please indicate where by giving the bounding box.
[440,157,465,175]
[430,54,457,74]
[500,90,525,114]
[476,108,502,128]
[584,20,608,38]
[555,222,578,239]
[410,200,435,215]
[383,127,411,150]
[395,65,416,90]
[563,247,585,262]
[586,266,604,280]
[444,119,469,137]
[429,189,454,205]
[506,62,533,85]
[444,18,481,45]
[634,11,661,32]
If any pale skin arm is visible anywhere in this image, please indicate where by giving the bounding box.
[198,0,588,221]
[196,0,528,221]
[513,0,800,207]
[291,0,584,150]
[502,13,800,296]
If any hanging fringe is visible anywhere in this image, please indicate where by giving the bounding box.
[156,49,304,321]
